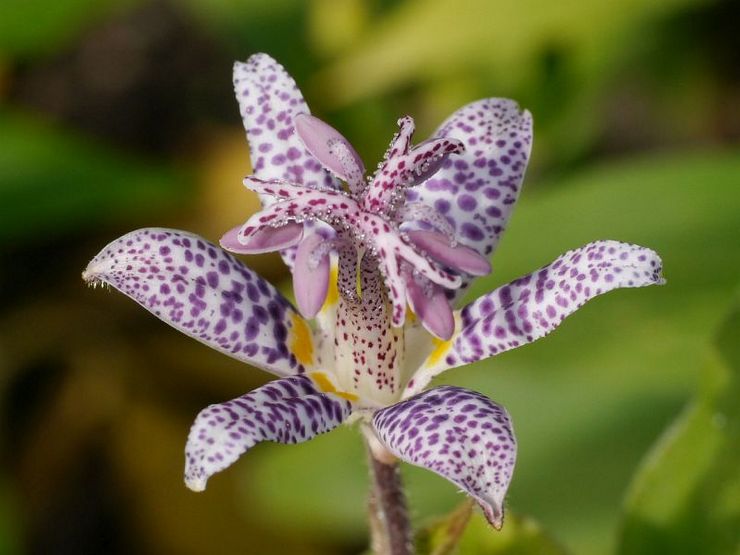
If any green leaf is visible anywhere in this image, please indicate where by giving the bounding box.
[416,500,475,555]
[417,501,569,555]
[457,513,569,555]
[617,295,740,554]
[317,0,705,107]
[0,110,187,243]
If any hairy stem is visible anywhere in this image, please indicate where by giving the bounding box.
[367,446,413,555]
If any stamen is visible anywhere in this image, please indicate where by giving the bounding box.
[388,116,415,158]
[294,233,332,318]
[308,238,336,271]
[294,113,365,188]
[398,202,456,242]
[328,140,365,194]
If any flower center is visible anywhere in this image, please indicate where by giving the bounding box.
[226,113,493,404]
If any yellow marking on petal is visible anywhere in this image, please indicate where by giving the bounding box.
[406,305,416,323]
[309,371,359,401]
[290,313,314,366]
[321,262,339,313]
[425,336,453,368]
[422,312,460,368]
[310,371,335,391]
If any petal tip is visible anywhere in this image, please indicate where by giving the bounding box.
[293,113,365,183]
[82,250,114,287]
[479,496,505,530]
[293,234,331,318]
[224,222,304,254]
[244,52,274,66]
[185,474,207,492]
[81,266,95,283]
[634,245,665,286]
[219,225,244,252]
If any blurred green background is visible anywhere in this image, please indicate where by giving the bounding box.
[0,0,738,553]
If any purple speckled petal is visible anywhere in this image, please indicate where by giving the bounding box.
[83,228,315,377]
[185,374,353,491]
[293,233,331,318]
[294,113,365,191]
[409,99,533,299]
[373,386,516,529]
[234,54,339,190]
[404,240,664,396]
[406,230,492,276]
[404,268,455,340]
[233,54,339,268]
[220,222,303,254]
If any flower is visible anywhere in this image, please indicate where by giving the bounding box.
[83,53,664,529]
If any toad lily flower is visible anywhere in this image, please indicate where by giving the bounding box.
[83,54,664,529]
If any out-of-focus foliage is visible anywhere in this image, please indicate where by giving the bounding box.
[416,501,567,555]
[618,299,740,554]
[0,0,738,554]
[0,478,20,555]
[0,0,128,57]
[316,0,702,104]
[0,111,186,244]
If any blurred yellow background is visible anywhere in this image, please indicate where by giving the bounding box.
[0,0,738,554]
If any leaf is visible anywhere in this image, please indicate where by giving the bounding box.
[0,110,187,243]
[316,0,705,107]
[417,501,569,555]
[617,294,740,554]
[416,500,474,555]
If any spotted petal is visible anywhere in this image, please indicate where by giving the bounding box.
[233,53,339,267]
[372,386,516,529]
[185,375,353,491]
[234,54,339,190]
[405,241,664,396]
[408,99,533,298]
[83,228,316,377]
[294,113,365,192]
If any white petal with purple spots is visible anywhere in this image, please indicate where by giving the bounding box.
[408,99,533,300]
[233,53,339,268]
[234,54,339,190]
[185,375,353,491]
[405,240,664,396]
[83,228,313,377]
[373,386,516,529]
